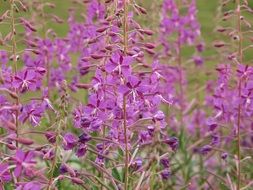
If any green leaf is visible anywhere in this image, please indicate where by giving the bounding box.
[112,168,122,182]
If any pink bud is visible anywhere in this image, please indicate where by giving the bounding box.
[88,38,97,44]
[81,57,90,62]
[71,177,84,185]
[7,143,16,150]
[137,6,147,14]
[96,26,109,33]
[144,43,156,49]
[105,45,113,51]
[139,29,154,36]
[144,48,155,55]
[217,28,226,33]
[14,137,34,145]
[213,41,225,48]
[76,83,91,89]
[91,54,104,59]
[5,121,16,131]
[52,15,64,24]
[106,15,114,22]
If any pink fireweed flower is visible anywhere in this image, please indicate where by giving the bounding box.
[13,69,37,93]
[0,163,11,183]
[12,149,35,178]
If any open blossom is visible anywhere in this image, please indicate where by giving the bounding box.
[13,149,35,178]
[63,133,78,150]
[13,69,37,93]
[105,52,133,77]
[0,50,8,65]
[16,181,42,190]
[86,0,105,23]
[19,103,45,126]
[0,163,11,183]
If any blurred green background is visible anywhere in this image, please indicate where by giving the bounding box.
[0,0,221,87]
[0,0,220,45]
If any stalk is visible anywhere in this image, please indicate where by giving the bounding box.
[46,131,59,190]
[46,115,65,190]
[101,125,105,190]
[236,79,241,190]
[235,0,242,189]
[176,0,184,131]
[123,0,129,189]
[36,0,51,98]
[46,83,68,190]
[177,32,184,130]
[46,56,50,98]
[10,0,20,148]
[41,1,50,98]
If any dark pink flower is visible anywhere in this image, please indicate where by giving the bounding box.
[13,69,37,93]
[0,163,11,183]
[63,133,78,150]
[13,149,35,178]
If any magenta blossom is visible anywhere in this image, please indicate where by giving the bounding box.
[0,163,11,183]
[13,69,37,93]
[13,149,35,178]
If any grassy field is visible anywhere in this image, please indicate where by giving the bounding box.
[1,1,253,189]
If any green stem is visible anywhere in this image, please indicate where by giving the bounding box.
[236,0,242,189]
[46,127,60,190]
[178,32,184,131]
[10,0,19,149]
[123,1,129,189]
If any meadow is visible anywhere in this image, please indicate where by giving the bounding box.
[0,0,253,189]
